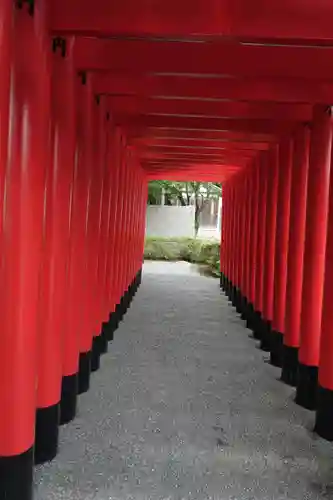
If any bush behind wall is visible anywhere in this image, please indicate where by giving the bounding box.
[144,237,220,277]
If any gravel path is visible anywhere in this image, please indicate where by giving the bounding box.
[35,261,333,500]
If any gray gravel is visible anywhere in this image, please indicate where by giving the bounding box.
[35,261,333,499]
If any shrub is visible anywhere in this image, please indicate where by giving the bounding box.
[144,237,220,277]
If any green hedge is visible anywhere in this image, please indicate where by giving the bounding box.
[144,237,220,277]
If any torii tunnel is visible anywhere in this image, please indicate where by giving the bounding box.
[3,0,333,498]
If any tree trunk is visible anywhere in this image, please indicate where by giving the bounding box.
[194,196,200,237]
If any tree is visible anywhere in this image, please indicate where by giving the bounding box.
[147,180,221,236]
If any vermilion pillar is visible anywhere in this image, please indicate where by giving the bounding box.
[282,127,310,386]
[236,174,248,313]
[107,129,123,326]
[246,160,259,330]
[0,0,11,237]
[296,105,332,410]
[76,74,94,394]
[98,119,114,339]
[231,176,242,305]
[90,97,108,372]
[60,69,82,422]
[260,147,279,352]
[253,155,268,339]
[226,180,236,299]
[35,38,75,464]
[270,138,293,366]
[315,130,333,440]
[240,167,253,320]
[224,181,234,297]
[221,182,229,293]
[0,2,48,498]
[116,141,129,318]
[220,185,225,288]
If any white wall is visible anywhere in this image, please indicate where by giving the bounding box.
[146,205,195,238]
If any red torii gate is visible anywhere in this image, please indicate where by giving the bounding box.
[2,1,333,499]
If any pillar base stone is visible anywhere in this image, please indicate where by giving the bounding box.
[295,363,318,410]
[245,302,255,329]
[35,403,59,464]
[60,373,78,425]
[78,351,92,395]
[252,310,263,340]
[0,447,33,500]
[91,337,101,373]
[235,290,243,313]
[315,386,333,441]
[222,277,229,294]
[227,282,234,301]
[270,330,284,367]
[99,326,109,354]
[231,286,239,308]
[281,345,299,387]
[240,296,249,320]
[107,313,117,341]
[260,319,272,351]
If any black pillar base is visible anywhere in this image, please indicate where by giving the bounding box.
[0,447,33,500]
[245,302,255,329]
[117,300,125,322]
[270,330,284,367]
[295,363,318,410]
[222,276,228,293]
[252,311,263,340]
[281,345,299,387]
[235,291,244,314]
[60,373,78,425]
[225,279,232,297]
[260,319,272,352]
[100,324,109,353]
[220,272,224,289]
[107,314,116,341]
[35,403,59,464]
[78,351,92,395]
[240,296,249,320]
[231,286,239,308]
[315,386,333,441]
[91,337,101,373]
[227,283,234,301]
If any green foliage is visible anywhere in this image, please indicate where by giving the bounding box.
[148,180,221,206]
[144,237,220,278]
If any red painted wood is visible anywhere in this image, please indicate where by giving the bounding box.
[86,97,108,338]
[254,155,268,315]
[284,127,310,349]
[104,127,121,317]
[1,4,49,455]
[125,115,296,135]
[242,165,253,300]
[73,38,333,80]
[134,129,277,142]
[319,142,333,390]
[0,0,11,238]
[50,0,333,42]
[272,138,293,335]
[137,138,270,150]
[247,159,260,306]
[37,38,76,409]
[94,74,333,105]
[299,106,332,367]
[106,96,311,122]
[262,147,279,323]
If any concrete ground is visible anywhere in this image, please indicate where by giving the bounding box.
[35,261,333,500]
